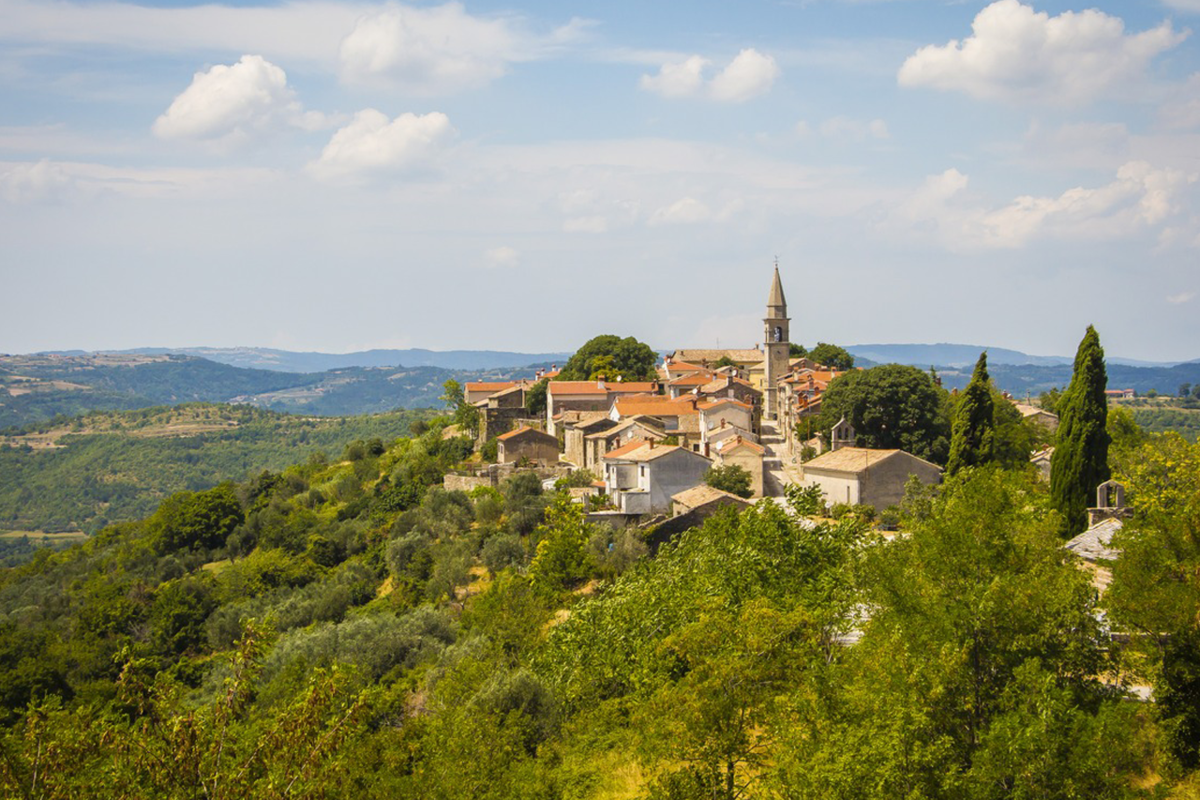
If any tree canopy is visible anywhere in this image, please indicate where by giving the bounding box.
[557,335,658,382]
[817,364,951,464]
[807,342,855,371]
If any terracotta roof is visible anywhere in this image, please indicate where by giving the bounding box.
[613,396,699,419]
[664,360,707,373]
[586,416,665,440]
[548,381,608,396]
[602,439,651,460]
[497,425,551,441]
[466,381,517,393]
[623,443,709,463]
[609,382,660,393]
[697,398,752,411]
[716,436,765,455]
[668,372,716,386]
[802,447,941,475]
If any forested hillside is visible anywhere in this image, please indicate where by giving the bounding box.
[1,411,1198,798]
[0,354,541,428]
[0,404,433,538]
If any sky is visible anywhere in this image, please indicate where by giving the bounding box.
[1,0,1199,362]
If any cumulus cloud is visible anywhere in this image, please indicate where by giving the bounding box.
[484,245,519,268]
[309,109,455,181]
[709,49,780,102]
[640,48,779,102]
[153,55,324,147]
[898,0,1186,105]
[338,2,586,94]
[639,56,708,98]
[887,161,1196,250]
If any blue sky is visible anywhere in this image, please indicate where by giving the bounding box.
[2,0,1199,361]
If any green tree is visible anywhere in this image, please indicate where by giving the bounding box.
[788,343,808,358]
[149,483,244,553]
[528,497,593,598]
[807,342,854,371]
[1108,433,1200,768]
[817,364,951,464]
[558,335,658,382]
[1050,326,1110,536]
[704,464,753,498]
[524,378,548,416]
[946,352,995,475]
[776,468,1146,799]
[441,379,479,436]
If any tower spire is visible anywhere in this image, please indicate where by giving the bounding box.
[767,263,787,317]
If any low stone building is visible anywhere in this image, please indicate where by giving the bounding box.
[496,426,560,466]
[799,447,942,511]
[713,435,766,498]
[602,439,713,515]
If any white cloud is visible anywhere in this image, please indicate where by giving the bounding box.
[0,159,74,203]
[484,245,519,268]
[1160,73,1200,131]
[1163,0,1200,12]
[898,0,1186,105]
[648,197,712,226]
[0,159,281,203]
[640,48,779,102]
[813,116,890,141]
[638,55,708,98]
[1167,291,1195,305]
[709,48,780,102]
[309,109,455,181]
[153,55,324,147]
[338,2,586,93]
[887,161,1196,250]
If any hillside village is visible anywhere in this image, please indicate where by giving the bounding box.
[456,267,1065,525]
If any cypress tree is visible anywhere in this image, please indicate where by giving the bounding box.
[946,351,994,475]
[1050,325,1111,536]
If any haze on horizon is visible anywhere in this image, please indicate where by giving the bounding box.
[2,0,1199,363]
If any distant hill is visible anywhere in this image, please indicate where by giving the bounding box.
[846,343,1181,369]
[1,353,539,429]
[119,346,573,373]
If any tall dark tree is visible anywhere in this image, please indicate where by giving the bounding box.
[1050,326,1110,536]
[946,352,995,475]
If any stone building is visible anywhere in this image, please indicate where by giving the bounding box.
[799,447,942,511]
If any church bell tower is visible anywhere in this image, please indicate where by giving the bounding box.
[763,264,790,420]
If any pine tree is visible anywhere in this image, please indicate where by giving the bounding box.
[946,351,994,475]
[1050,326,1111,536]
